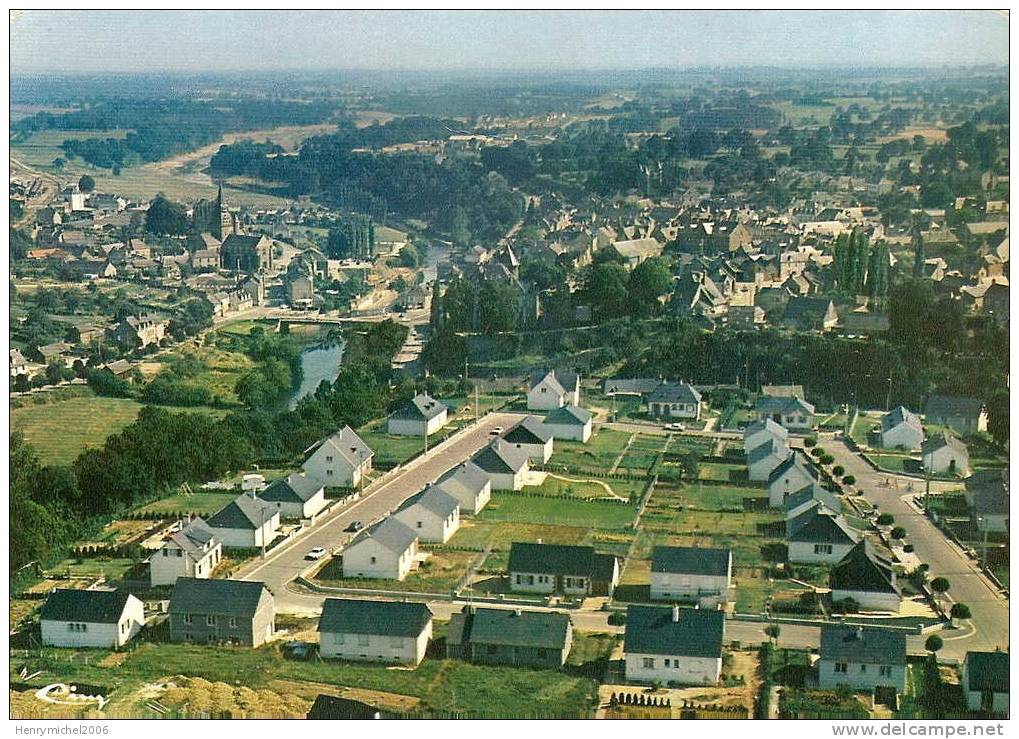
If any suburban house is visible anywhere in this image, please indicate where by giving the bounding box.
[607,238,664,268]
[829,542,902,613]
[921,431,971,477]
[318,598,433,665]
[924,395,988,435]
[206,494,281,549]
[783,485,842,520]
[767,453,819,507]
[446,606,573,668]
[743,418,789,452]
[646,382,702,421]
[623,605,725,686]
[434,460,492,514]
[168,578,275,647]
[258,473,327,519]
[500,415,554,463]
[393,485,461,544]
[817,625,907,692]
[965,468,1009,534]
[755,395,816,431]
[873,406,925,451]
[150,517,222,587]
[961,651,1009,715]
[649,546,732,607]
[40,589,145,648]
[507,542,619,597]
[787,506,862,564]
[302,426,374,488]
[527,369,580,410]
[341,517,419,580]
[10,348,28,377]
[543,404,593,442]
[603,378,663,396]
[782,297,839,331]
[386,393,448,437]
[112,313,167,349]
[747,438,791,482]
[471,439,530,490]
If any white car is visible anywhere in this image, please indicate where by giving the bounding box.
[305,547,327,561]
[663,423,686,432]
[489,426,504,436]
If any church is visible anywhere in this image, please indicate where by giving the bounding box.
[193,185,240,241]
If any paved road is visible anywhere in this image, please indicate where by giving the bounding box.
[236,412,520,598]
[825,435,1009,656]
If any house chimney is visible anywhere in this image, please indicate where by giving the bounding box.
[672,605,680,623]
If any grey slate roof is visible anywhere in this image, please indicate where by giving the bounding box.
[603,378,662,396]
[820,625,906,665]
[651,546,731,577]
[647,381,702,405]
[755,395,816,416]
[925,395,985,421]
[882,406,923,433]
[624,605,725,658]
[40,589,134,624]
[529,369,579,394]
[502,415,553,445]
[744,418,789,443]
[921,431,968,456]
[783,486,842,516]
[767,455,818,485]
[348,517,417,555]
[459,607,571,649]
[259,473,323,504]
[167,517,217,557]
[508,542,616,581]
[787,508,861,545]
[966,468,1009,517]
[965,651,1009,693]
[472,439,529,474]
[319,597,431,637]
[435,461,490,497]
[390,394,447,422]
[544,405,593,426]
[398,484,460,518]
[207,494,278,531]
[829,542,901,595]
[306,426,374,467]
[747,439,790,465]
[169,578,270,618]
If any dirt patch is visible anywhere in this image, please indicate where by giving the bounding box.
[97,652,129,669]
[270,679,421,713]
[154,676,312,718]
[876,126,949,145]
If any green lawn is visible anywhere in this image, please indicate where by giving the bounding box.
[481,492,637,530]
[134,492,238,517]
[531,474,646,501]
[549,429,631,471]
[698,462,746,482]
[45,557,137,581]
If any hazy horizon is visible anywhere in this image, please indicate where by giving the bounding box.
[10,10,1009,75]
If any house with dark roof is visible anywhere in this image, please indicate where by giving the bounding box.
[829,542,902,613]
[500,415,554,463]
[387,393,448,437]
[258,473,326,519]
[206,494,281,549]
[872,406,924,451]
[543,404,593,442]
[603,378,662,397]
[650,546,732,606]
[767,453,818,507]
[646,382,702,421]
[446,606,573,668]
[306,695,382,720]
[962,651,1009,714]
[508,542,619,597]
[755,395,816,431]
[318,598,433,665]
[965,468,1009,534]
[623,605,725,685]
[150,517,222,587]
[747,438,791,482]
[818,625,907,692]
[743,418,789,452]
[787,506,862,564]
[921,431,970,477]
[471,439,530,490]
[393,485,461,543]
[924,395,988,435]
[40,589,145,648]
[435,461,492,514]
[341,518,419,581]
[782,297,839,331]
[168,578,274,646]
[527,369,580,410]
[302,426,374,488]
[783,485,842,520]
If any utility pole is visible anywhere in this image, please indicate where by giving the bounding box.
[885,372,893,413]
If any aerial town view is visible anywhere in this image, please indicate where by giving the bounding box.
[6,9,1010,726]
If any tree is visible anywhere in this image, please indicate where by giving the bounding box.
[986,389,1009,447]
[451,206,471,248]
[145,194,189,235]
[764,624,781,645]
[912,227,926,278]
[582,263,630,320]
[77,174,96,193]
[924,634,943,658]
[876,513,895,526]
[477,281,519,334]
[629,257,672,315]
[866,240,890,302]
[949,602,971,624]
[930,576,951,605]
[398,242,420,268]
[890,526,906,539]
[52,157,65,170]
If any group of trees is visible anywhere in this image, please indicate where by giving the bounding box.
[326,215,376,260]
[580,257,673,321]
[831,229,890,301]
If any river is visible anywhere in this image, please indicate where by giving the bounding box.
[287,341,345,410]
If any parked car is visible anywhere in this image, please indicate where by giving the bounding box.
[664,422,686,432]
[489,426,504,436]
[305,547,327,561]
[344,521,363,533]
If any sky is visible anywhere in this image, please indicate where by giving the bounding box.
[9,10,1010,75]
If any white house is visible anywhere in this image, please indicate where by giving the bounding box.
[817,625,907,692]
[646,382,702,421]
[755,395,815,431]
[747,439,791,482]
[787,506,862,564]
[507,542,620,597]
[341,518,419,581]
[258,473,327,519]
[435,461,492,514]
[471,439,530,490]
[543,405,593,442]
[743,418,789,452]
[829,542,902,613]
[10,348,29,377]
[624,605,725,686]
[206,494,281,549]
[921,432,970,477]
[874,406,924,451]
[650,546,731,607]
[40,589,145,648]
[527,369,580,410]
[319,598,433,666]
[961,651,1009,715]
[393,485,461,544]
[767,454,818,507]
[965,468,1009,534]
[386,394,448,437]
[150,517,222,587]
[302,426,374,488]
[500,415,554,463]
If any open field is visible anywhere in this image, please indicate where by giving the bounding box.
[548,428,631,471]
[482,493,637,531]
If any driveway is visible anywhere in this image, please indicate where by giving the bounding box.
[824,435,1009,656]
